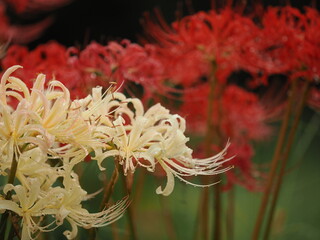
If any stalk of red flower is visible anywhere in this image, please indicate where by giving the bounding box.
[263,80,310,240]
[201,61,224,240]
[251,79,297,240]
[200,64,218,240]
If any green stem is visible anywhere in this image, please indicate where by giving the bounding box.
[4,214,12,240]
[251,80,297,240]
[263,80,310,240]
[213,178,222,240]
[88,160,120,240]
[226,187,235,240]
[120,173,138,240]
[0,152,20,240]
[200,187,210,240]
[110,222,121,240]
[126,202,138,240]
[99,163,120,211]
[6,157,19,199]
[201,62,218,240]
[133,169,146,203]
[212,85,225,240]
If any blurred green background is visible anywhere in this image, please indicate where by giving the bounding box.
[49,108,319,240]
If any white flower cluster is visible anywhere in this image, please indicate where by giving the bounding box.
[0,65,231,239]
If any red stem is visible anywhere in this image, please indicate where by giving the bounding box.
[251,80,297,240]
[263,80,310,240]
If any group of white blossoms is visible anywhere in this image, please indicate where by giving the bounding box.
[0,65,231,239]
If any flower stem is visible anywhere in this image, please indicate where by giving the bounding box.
[110,222,121,240]
[251,79,297,240]
[226,187,235,240]
[193,188,206,240]
[6,157,19,199]
[200,187,210,240]
[213,178,222,240]
[263,80,310,240]
[0,152,19,240]
[125,201,138,240]
[120,173,138,240]
[89,160,120,240]
[200,61,219,240]
[100,162,120,210]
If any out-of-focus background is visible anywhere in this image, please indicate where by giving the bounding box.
[1,0,320,239]
[10,0,320,47]
[76,112,320,240]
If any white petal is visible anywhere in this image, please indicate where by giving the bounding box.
[156,162,175,196]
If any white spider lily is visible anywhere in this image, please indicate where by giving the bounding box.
[0,66,103,169]
[102,116,160,174]
[0,64,232,240]
[0,66,130,239]
[0,180,64,240]
[15,148,58,190]
[57,173,129,239]
[0,177,128,240]
[94,92,232,196]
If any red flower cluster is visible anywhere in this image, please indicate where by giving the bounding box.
[176,83,270,190]
[2,4,319,189]
[138,5,320,189]
[142,8,255,86]
[1,40,165,100]
[140,6,274,190]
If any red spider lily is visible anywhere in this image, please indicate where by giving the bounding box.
[221,85,270,141]
[177,84,210,133]
[223,141,264,191]
[293,7,320,82]
[175,84,270,190]
[156,48,211,87]
[141,6,274,190]
[308,87,320,111]
[1,40,166,100]
[177,84,270,139]
[142,7,258,87]
[4,0,72,13]
[240,6,305,85]
[1,42,85,97]
[68,40,165,100]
